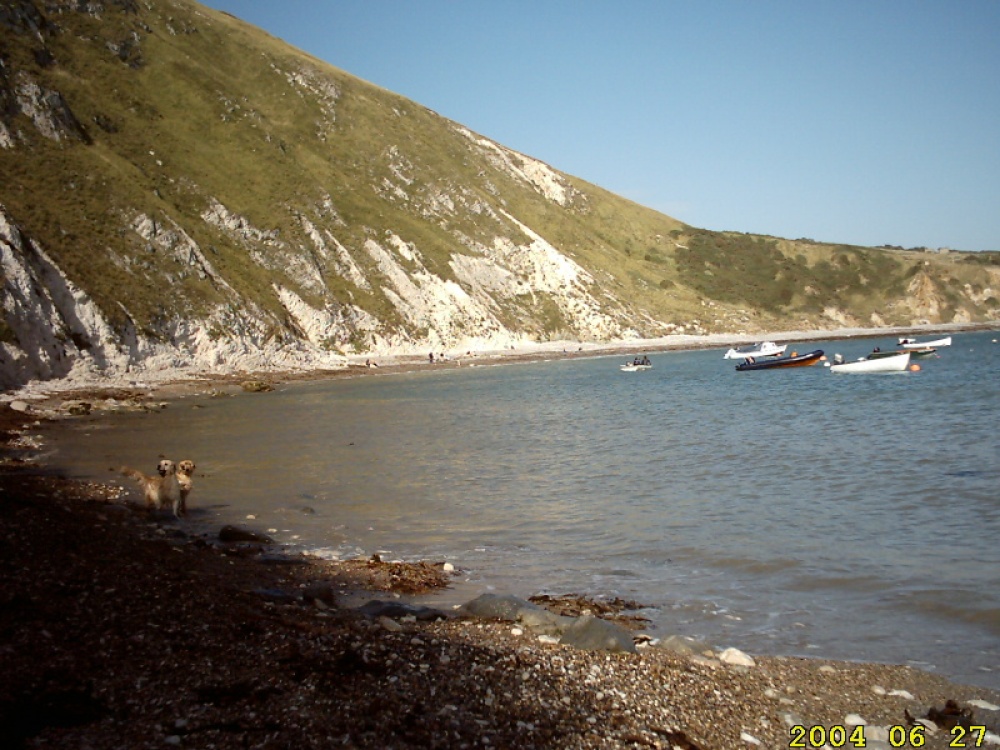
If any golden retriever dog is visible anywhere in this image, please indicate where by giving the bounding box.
[174,459,196,516]
[120,459,181,516]
[156,458,195,516]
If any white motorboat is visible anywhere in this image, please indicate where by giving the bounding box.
[899,336,951,349]
[723,341,787,360]
[829,351,911,373]
[621,355,652,372]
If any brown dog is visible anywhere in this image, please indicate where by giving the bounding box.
[175,459,195,516]
[121,459,181,516]
[157,458,195,516]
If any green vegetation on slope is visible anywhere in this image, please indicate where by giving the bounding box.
[0,0,996,352]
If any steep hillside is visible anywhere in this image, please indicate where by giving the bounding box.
[1,0,998,390]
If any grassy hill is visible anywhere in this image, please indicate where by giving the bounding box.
[1,0,998,388]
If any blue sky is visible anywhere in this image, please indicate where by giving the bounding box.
[203,1,1000,252]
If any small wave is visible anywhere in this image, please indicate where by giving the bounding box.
[888,589,1000,635]
[709,556,802,575]
[785,573,889,593]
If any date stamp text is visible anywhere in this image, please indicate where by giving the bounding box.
[789,724,990,747]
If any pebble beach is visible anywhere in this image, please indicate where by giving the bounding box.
[3,358,1000,749]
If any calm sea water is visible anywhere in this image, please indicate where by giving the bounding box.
[44,330,1000,689]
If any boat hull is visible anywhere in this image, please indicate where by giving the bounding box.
[830,351,911,373]
[869,347,935,359]
[734,350,824,371]
[724,341,787,360]
[900,336,951,349]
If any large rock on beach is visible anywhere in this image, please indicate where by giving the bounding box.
[559,615,637,653]
[240,380,274,392]
[718,646,756,667]
[356,600,449,621]
[61,400,92,415]
[655,634,712,657]
[460,593,573,635]
[218,525,274,544]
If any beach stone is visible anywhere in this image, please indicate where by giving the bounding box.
[459,593,571,635]
[378,616,404,632]
[9,400,30,413]
[781,712,806,729]
[559,615,637,653]
[655,634,710,657]
[968,699,1000,711]
[865,726,891,743]
[62,400,92,415]
[718,647,756,667]
[689,654,721,669]
[253,588,297,604]
[460,593,541,620]
[357,600,447,621]
[218,525,274,544]
[240,380,273,392]
[301,582,337,606]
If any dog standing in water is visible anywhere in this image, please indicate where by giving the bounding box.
[174,459,196,516]
[120,459,182,516]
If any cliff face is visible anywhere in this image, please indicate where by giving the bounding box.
[1,0,997,391]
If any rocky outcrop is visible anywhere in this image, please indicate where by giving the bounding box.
[0,204,352,390]
[0,206,124,389]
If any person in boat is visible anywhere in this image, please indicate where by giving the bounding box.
[745,356,755,364]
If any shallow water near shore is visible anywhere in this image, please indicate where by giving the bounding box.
[45,330,1000,689]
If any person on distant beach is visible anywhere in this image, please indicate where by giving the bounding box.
[428,352,434,364]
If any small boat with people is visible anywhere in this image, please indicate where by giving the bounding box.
[620,355,652,372]
[898,335,951,349]
[829,351,911,373]
[723,341,787,360]
[734,349,824,371]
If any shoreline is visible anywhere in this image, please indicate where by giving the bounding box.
[4,321,995,410]
[4,324,1000,746]
[3,406,1000,748]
